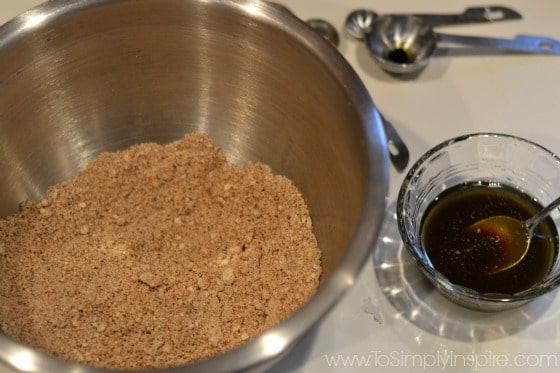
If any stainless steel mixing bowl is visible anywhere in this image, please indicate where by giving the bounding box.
[0,0,389,371]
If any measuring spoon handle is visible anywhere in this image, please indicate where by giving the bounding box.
[436,33,560,54]
[379,114,409,172]
[412,6,521,26]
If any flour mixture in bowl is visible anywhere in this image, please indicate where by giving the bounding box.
[0,133,322,369]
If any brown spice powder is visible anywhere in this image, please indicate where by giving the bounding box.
[0,133,321,369]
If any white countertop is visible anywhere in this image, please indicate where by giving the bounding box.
[2,1,560,372]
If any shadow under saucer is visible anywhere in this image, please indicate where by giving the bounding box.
[373,200,559,342]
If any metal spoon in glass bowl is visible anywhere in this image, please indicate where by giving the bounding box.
[465,195,560,275]
[364,14,560,76]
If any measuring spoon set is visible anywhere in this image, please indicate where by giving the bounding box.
[344,6,560,75]
[277,5,558,171]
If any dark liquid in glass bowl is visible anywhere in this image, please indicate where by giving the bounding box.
[421,182,558,294]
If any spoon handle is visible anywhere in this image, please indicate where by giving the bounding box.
[412,6,522,26]
[525,195,560,236]
[436,33,560,54]
[379,114,409,172]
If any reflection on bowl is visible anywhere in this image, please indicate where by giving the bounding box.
[397,133,560,311]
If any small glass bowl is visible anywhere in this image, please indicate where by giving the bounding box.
[397,133,560,311]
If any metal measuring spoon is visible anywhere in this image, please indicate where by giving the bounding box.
[267,2,340,47]
[365,15,560,76]
[465,195,560,275]
[345,6,522,41]
[306,19,339,47]
[345,9,379,40]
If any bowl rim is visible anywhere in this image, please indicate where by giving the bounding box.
[397,132,560,305]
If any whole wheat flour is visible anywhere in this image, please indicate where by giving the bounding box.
[0,133,321,369]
